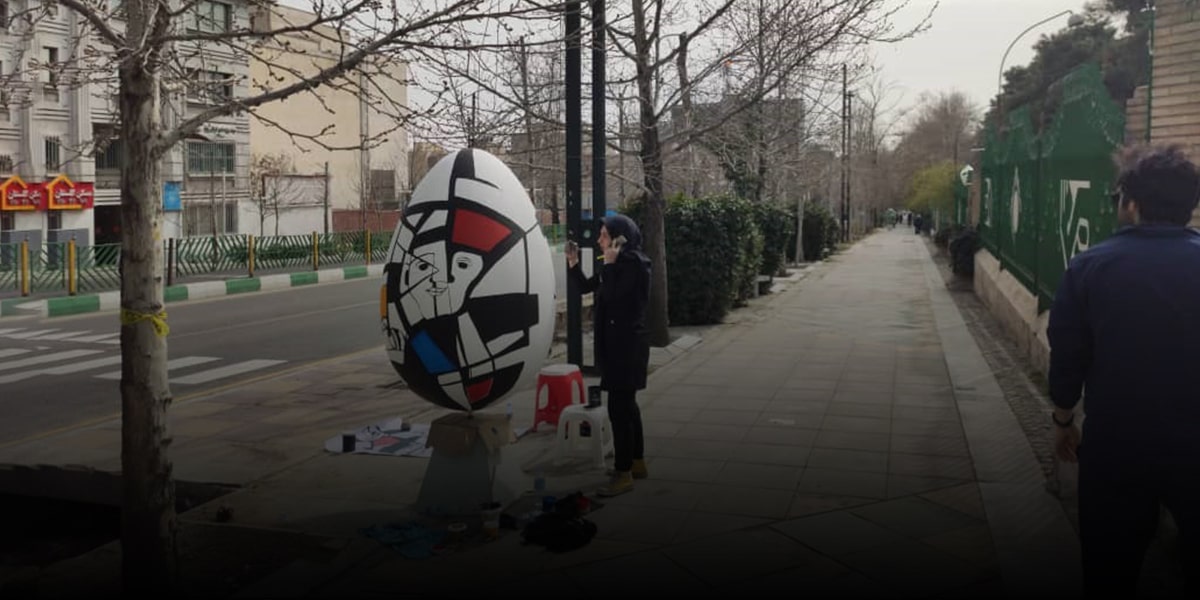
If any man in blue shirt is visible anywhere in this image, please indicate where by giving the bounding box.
[1048,144,1199,598]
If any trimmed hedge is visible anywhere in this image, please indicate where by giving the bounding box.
[754,201,794,277]
[801,202,840,262]
[627,193,765,325]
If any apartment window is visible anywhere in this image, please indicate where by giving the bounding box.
[224,202,237,232]
[0,2,9,28]
[186,141,235,174]
[47,211,62,230]
[1,211,13,231]
[183,202,237,236]
[95,138,122,170]
[187,70,233,104]
[0,155,13,174]
[189,0,231,33]
[44,47,60,101]
[45,136,61,172]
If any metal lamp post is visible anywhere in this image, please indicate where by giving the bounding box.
[996,10,1085,130]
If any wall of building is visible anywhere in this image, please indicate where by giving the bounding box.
[0,0,254,249]
[248,5,409,220]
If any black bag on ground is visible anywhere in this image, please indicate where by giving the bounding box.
[520,512,597,553]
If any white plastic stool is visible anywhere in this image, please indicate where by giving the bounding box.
[554,404,614,469]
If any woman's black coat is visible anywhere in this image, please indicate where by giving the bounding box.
[568,251,651,392]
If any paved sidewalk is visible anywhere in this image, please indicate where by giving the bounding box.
[4,229,1103,598]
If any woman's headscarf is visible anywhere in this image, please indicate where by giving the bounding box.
[603,214,652,269]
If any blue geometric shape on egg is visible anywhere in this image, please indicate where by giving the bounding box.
[379,149,556,412]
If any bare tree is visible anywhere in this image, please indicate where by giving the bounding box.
[5,0,536,591]
[394,1,932,345]
[613,0,932,345]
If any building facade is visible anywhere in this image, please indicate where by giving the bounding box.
[247,4,409,234]
[0,0,252,252]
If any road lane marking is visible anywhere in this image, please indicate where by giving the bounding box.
[94,356,221,380]
[170,359,287,385]
[0,346,380,450]
[3,329,61,340]
[0,349,103,372]
[26,330,96,341]
[0,349,32,359]
[0,356,123,384]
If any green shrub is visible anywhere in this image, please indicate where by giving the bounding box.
[753,201,794,276]
[627,193,758,325]
[800,202,840,261]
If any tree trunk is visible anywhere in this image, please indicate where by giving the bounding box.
[633,0,670,347]
[118,60,178,593]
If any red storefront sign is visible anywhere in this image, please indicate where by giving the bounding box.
[0,176,46,211]
[46,174,95,210]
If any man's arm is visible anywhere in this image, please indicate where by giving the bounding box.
[1047,262,1092,416]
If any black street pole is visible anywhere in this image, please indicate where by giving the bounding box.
[589,0,605,373]
[565,0,583,368]
[841,64,849,243]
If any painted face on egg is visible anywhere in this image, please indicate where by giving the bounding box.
[381,149,555,412]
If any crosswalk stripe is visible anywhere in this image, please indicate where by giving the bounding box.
[171,359,286,385]
[0,349,103,372]
[0,348,32,359]
[27,330,96,341]
[0,356,124,384]
[69,333,121,344]
[0,328,28,336]
[3,329,61,340]
[94,356,221,380]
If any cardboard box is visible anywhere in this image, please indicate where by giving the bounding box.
[425,412,516,458]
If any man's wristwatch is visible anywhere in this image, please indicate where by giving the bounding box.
[1052,412,1074,428]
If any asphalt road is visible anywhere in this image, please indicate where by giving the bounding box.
[0,248,573,446]
[0,277,387,446]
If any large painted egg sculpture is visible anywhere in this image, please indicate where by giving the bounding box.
[380,149,556,412]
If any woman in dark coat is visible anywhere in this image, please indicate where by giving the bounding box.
[566,214,651,497]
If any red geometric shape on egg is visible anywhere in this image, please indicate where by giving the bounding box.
[467,377,493,404]
[452,209,511,253]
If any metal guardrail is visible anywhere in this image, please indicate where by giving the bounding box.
[1,229,393,298]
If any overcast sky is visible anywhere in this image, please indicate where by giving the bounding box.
[870,0,1093,120]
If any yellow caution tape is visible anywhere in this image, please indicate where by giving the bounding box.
[120,308,170,337]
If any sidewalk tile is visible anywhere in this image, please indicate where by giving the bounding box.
[850,497,983,538]
[671,512,771,544]
[587,505,689,545]
[692,409,761,426]
[729,443,810,467]
[888,452,976,480]
[886,475,968,498]
[640,407,700,423]
[663,527,827,587]
[814,430,890,452]
[693,485,794,519]
[564,550,708,596]
[755,412,823,429]
[889,432,970,457]
[772,511,906,556]
[826,401,891,419]
[674,422,748,442]
[837,539,992,596]
[743,425,818,446]
[919,483,987,520]
[806,447,889,473]
[712,462,803,490]
[643,456,723,483]
[821,415,892,435]
[797,467,887,499]
[786,493,874,518]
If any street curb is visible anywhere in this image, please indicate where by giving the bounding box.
[4,264,385,318]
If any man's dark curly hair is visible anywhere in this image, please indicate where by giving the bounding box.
[1114,144,1200,225]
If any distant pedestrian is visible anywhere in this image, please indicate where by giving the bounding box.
[566,214,652,497]
[1048,143,1200,598]
[913,214,923,235]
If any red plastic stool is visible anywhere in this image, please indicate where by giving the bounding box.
[532,364,586,432]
